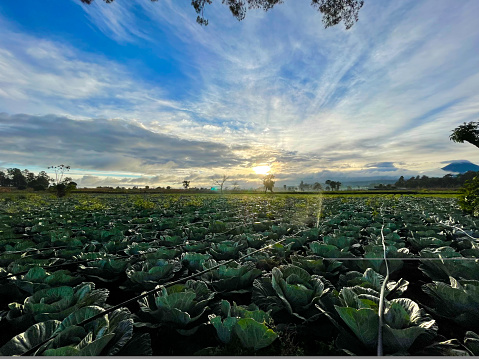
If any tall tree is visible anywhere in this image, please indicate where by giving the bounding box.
[263,174,275,193]
[0,171,10,187]
[450,121,479,149]
[313,182,323,191]
[7,168,27,189]
[299,180,305,192]
[29,171,52,191]
[80,0,364,29]
[183,180,190,189]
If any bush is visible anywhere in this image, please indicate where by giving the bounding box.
[458,176,479,216]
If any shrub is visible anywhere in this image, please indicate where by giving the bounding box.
[458,176,479,216]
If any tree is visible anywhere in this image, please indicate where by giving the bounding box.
[263,174,275,193]
[183,180,190,189]
[7,168,28,189]
[29,171,52,191]
[395,175,406,188]
[214,174,229,193]
[299,180,305,192]
[313,182,323,191]
[0,171,9,187]
[232,181,240,191]
[80,0,363,29]
[450,121,479,149]
[48,165,74,197]
[325,180,331,190]
[326,180,341,191]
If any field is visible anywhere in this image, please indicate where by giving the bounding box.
[1,192,479,356]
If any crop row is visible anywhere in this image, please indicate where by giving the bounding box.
[0,194,478,355]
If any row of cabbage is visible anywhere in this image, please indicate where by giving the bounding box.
[0,194,478,355]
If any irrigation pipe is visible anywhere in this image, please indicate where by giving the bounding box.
[437,223,479,243]
[20,229,301,356]
[377,223,389,357]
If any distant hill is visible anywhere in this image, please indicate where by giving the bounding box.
[441,160,479,173]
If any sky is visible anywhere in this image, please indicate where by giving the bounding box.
[1,0,479,189]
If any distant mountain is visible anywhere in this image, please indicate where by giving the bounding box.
[441,160,479,173]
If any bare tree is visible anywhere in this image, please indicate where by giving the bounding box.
[232,181,240,191]
[214,175,229,193]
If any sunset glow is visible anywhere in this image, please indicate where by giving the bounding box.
[253,166,271,175]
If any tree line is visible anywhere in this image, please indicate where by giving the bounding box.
[0,168,52,191]
[395,171,478,189]
[0,166,77,197]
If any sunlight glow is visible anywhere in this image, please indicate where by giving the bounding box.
[252,165,271,175]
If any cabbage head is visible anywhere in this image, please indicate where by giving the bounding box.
[253,265,332,320]
[6,282,108,331]
[422,276,479,328]
[124,259,182,290]
[324,286,437,355]
[0,306,147,356]
[136,280,214,330]
[208,300,277,351]
[201,259,262,293]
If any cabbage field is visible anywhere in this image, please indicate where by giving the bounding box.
[1,193,479,356]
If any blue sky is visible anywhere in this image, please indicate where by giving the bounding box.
[1,0,479,188]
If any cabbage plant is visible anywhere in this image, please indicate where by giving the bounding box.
[408,236,451,251]
[290,255,343,279]
[181,252,211,272]
[0,306,150,356]
[209,240,246,260]
[419,246,479,281]
[124,258,182,290]
[465,331,479,355]
[252,265,332,320]
[422,277,479,328]
[207,300,277,351]
[136,280,214,331]
[6,282,109,330]
[355,244,409,276]
[322,286,437,355]
[78,258,128,282]
[338,268,409,298]
[201,259,262,293]
[308,241,355,259]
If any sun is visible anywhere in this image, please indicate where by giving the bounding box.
[252,165,271,175]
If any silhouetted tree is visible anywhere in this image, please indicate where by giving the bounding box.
[29,171,52,191]
[326,179,341,191]
[8,168,28,189]
[48,165,74,197]
[313,182,323,191]
[0,171,9,187]
[299,180,305,192]
[183,180,190,189]
[80,0,363,29]
[214,174,229,193]
[325,180,331,190]
[263,174,275,193]
[232,181,240,191]
[395,176,406,188]
[450,121,479,149]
